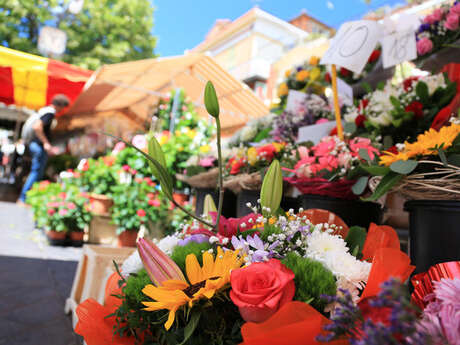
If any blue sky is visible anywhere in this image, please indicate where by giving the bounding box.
[152,0,404,56]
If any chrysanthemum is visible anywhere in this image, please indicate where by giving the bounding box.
[142,247,243,330]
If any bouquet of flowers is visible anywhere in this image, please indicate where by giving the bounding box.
[361,122,460,202]
[228,114,276,148]
[285,135,379,199]
[343,73,457,148]
[416,2,460,59]
[278,56,329,103]
[271,93,334,143]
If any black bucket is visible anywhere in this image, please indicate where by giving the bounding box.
[299,194,383,228]
[194,188,237,218]
[236,190,301,217]
[405,200,460,274]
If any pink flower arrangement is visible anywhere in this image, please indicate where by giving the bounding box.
[445,12,459,31]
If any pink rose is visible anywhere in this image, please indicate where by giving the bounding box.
[432,8,444,22]
[417,37,433,56]
[423,14,436,25]
[148,199,161,207]
[318,155,338,171]
[199,157,216,167]
[444,13,459,31]
[230,259,295,323]
[47,209,55,215]
[137,209,146,217]
[313,138,336,157]
[451,3,460,16]
[349,137,379,161]
[67,202,76,210]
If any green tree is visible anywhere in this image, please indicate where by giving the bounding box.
[0,0,157,70]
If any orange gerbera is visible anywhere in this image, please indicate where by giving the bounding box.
[142,247,243,330]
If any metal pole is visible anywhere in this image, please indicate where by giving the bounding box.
[169,88,182,133]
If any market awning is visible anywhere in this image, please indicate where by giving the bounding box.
[62,54,269,135]
[0,46,92,111]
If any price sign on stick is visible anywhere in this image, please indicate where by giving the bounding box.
[382,30,417,68]
[321,20,382,74]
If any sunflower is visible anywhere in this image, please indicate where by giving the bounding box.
[142,247,243,330]
[379,124,460,166]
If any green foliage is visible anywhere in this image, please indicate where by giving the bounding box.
[282,252,336,311]
[259,223,282,242]
[124,269,152,304]
[345,226,367,259]
[114,147,151,177]
[389,160,418,174]
[0,0,157,70]
[170,242,212,273]
[363,171,404,202]
[73,157,117,195]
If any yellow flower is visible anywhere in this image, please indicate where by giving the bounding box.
[247,147,258,166]
[142,248,243,330]
[310,67,321,82]
[284,69,292,78]
[296,70,310,81]
[309,56,320,66]
[379,124,460,166]
[273,142,285,153]
[159,135,169,145]
[185,128,196,139]
[278,83,289,97]
[199,145,210,153]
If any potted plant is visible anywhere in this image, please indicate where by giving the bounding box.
[74,156,117,215]
[110,178,167,247]
[363,122,460,273]
[285,135,382,228]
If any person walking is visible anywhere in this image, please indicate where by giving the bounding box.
[17,94,70,205]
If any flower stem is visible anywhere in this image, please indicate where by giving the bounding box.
[215,117,224,232]
[171,199,214,228]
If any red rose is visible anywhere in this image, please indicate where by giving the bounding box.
[367,49,381,63]
[355,114,366,128]
[137,209,146,217]
[325,72,331,83]
[386,146,398,154]
[405,101,424,119]
[330,127,338,136]
[256,145,277,162]
[340,67,350,77]
[47,209,55,215]
[230,259,295,323]
[403,76,419,91]
[230,158,245,175]
[359,99,369,110]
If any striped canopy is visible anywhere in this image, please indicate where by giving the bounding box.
[0,46,92,112]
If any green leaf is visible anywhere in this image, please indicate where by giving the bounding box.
[147,132,167,175]
[179,310,201,345]
[438,148,448,167]
[376,81,385,90]
[362,172,404,202]
[344,121,357,134]
[362,81,372,93]
[253,127,272,142]
[359,148,371,163]
[345,226,367,259]
[204,81,219,118]
[352,176,369,195]
[389,95,401,108]
[415,82,429,104]
[361,164,391,176]
[389,160,418,175]
[260,160,283,215]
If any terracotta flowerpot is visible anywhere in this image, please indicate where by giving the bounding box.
[69,231,84,247]
[46,230,67,246]
[89,194,113,215]
[117,230,138,247]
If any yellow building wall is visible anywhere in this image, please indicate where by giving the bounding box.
[213,34,255,72]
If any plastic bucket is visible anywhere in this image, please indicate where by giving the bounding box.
[405,200,460,274]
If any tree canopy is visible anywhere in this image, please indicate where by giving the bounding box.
[0,0,157,70]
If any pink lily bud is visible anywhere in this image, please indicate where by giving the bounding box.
[137,238,186,286]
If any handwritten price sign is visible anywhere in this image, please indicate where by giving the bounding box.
[320,20,382,74]
[382,30,417,68]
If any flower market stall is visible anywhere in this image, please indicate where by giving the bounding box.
[18,3,460,344]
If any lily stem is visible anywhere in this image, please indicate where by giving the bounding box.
[171,198,214,228]
[215,117,224,232]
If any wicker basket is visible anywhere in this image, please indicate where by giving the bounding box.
[223,172,262,195]
[176,168,219,189]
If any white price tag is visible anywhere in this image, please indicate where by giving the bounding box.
[297,121,337,144]
[285,90,307,115]
[336,78,353,106]
[382,30,417,68]
[320,20,382,74]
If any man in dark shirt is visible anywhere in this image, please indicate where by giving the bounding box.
[17,94,70,204]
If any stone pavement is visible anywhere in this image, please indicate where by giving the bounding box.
[0,201,83,344]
